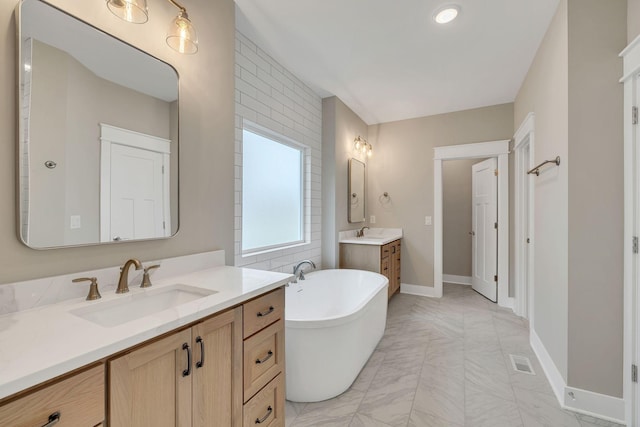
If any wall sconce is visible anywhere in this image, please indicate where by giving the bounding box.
[106,0,199,54]
[354,136,372,157]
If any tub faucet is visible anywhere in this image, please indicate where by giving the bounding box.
[356,226,369,238]
[116,258,142,294]
[292,260,316,282]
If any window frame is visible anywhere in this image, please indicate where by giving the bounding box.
[241,120,308,256]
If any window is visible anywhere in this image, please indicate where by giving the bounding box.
[242,123,305,253]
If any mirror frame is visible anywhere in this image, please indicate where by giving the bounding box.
[15,0,181,249]
[348,158,366,223]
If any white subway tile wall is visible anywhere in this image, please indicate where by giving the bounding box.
[234,31,322,274]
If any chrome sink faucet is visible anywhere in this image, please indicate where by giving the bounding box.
[292,260,316,283]
[356,226,369,238]
[116,258,142,294]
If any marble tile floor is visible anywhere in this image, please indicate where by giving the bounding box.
[284,283,624,427]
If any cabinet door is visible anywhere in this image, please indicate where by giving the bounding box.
[0,364,104,427]
[109,329,192,427]
[192,307,243,427]
[392,240,401,294]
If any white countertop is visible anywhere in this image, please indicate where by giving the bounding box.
[338,227,403,246]
[0,266,292,400]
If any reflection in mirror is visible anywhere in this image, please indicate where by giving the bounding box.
[17,0,179,249]
[348,158,366,223]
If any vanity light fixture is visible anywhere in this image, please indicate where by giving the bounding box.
[354,136,373,158]
[105,0,199,54]
[106,0,149,24]
[433,5,460,24]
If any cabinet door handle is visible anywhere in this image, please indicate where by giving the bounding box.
[196,336,205,368]
[40,411,61,427]
[182,343,192,377]
[255,350,273,364]
[257,306,274,317]
[255,406,273,424]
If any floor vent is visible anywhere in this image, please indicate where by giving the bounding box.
[509,354,535,375]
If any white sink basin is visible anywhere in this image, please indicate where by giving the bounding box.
[70,284,217,327]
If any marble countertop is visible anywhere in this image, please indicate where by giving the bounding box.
[338,228,403,246]
[0,266,292,400]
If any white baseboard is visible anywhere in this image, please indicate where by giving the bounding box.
[442,274,471,285]
[530,328,566,404]
[530,329,626,424]
[400,283,439,298]
[499,296,515,310]
[564,387,625,424]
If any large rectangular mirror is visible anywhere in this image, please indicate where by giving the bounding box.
[348,158,365,223]
[17,0,179,249]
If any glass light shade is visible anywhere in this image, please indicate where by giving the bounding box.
[166,12,198,54]
[106,0,148,24]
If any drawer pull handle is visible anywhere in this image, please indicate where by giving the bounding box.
[196,336,205,368]
[256,350,273,364]
[255,406,273,424]
[182,343,192,377]
[257,306,274,317]
[41,411,61,427]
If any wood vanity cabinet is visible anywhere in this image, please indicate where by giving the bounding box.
[340,239,402,299]
[107,287,285,427]
[242,288,285,427]
[109,307,243,427]
[0,364,105,427]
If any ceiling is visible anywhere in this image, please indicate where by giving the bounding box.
[235,0,560,125]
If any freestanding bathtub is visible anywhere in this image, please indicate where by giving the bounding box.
[285,269,388,402]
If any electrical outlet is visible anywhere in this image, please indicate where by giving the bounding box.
[425,216,432,226]
[370,215,376,224]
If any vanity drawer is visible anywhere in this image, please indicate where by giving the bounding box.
[244,319,285,402]
[243,373,284,427]
[0,364,104,427]
[243,288,284,339]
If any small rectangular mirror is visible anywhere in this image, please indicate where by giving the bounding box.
[17,0,179,249]
[348,158,366,223]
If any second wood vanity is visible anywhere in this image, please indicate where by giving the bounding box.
[0,259,289,427]
[340,236,402,299]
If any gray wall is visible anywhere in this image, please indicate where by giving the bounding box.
[442,159,475,277]
[514,0,626,398]
[366,104,514,288]
[566,0,625,398]
[630,0,640,43]
[1,0,235,283]
[514,0,570,382]
[322,96,369,268]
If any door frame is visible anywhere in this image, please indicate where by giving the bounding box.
[622,35,640,427]
[514,113,535,323]
[99,123,171,242]
[434,139,511,308]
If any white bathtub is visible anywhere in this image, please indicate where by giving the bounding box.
[285,269,388,402]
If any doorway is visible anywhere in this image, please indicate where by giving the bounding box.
[434,140,511,308]
[514,113,535,322]
[623,41,640,424]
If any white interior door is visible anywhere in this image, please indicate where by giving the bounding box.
[471,157,498,302]
[110,144,165,241]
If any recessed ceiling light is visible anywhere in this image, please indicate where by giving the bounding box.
[434,5,460,24]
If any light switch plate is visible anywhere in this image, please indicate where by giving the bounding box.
[370,215,376,224]
[425,216,432,226]
[70,215,81,229]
